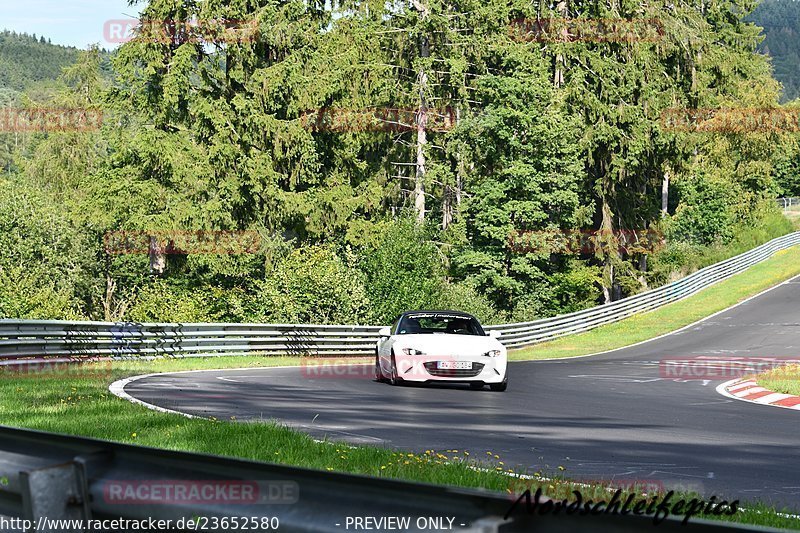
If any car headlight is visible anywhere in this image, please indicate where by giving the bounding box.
[402,348,425,356]
[484,350,502,357]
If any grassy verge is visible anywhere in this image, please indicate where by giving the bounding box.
[756,363,800,396]
[784,207,800,229]
[679,210,795,271]
[509,245,800,361]
[2,356,517,488]
[2,236,800,527]
[0,356,798,528]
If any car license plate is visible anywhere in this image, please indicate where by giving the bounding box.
[437,361,472,370]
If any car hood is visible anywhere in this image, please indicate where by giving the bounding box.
[392,333,503,356]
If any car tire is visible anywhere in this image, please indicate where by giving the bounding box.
[389,352,403,386]
[490,375,508,392]
[374,351,385,382]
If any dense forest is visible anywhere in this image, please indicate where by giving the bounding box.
[0,1,799,326]
[0,32,82,169]
[0,31,81,92]
[749,0,800,103]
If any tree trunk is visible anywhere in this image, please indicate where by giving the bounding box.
[455,108,463,208]
[442,107,463,230]
[149,235,166,275]
[102,274,132,322]
[442,186,451,229]
[414,81,428,222]
[103,275,116,322]
[415,88,427,224]
[414,0,430,224]
[553,1,568,87]
[602,262,613,304]
[661,170,670,216]
[600,193,616,304]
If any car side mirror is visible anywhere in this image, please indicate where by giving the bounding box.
[379,326,391,338]
[487,330,501,338]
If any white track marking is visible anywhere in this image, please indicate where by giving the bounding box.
[732,386,769,397]
[110,275,800,420]
[109,365,312,418]
[756,393,794,404]
[109,373,199,419]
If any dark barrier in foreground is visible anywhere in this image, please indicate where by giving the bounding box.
[0,425,782,532]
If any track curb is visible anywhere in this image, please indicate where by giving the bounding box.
[717,377,800,411]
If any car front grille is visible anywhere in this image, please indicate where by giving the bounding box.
[424,362,485,378]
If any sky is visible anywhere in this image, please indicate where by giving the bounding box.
[0,0,144,49]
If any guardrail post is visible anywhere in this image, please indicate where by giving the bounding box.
[20,462,90,533]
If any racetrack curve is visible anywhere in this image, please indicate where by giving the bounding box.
[123,275,800,510]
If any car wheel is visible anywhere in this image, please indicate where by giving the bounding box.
[469,382,484,390]
[490,375,508,392]
[389,352,403,386]
[374,351,385,382]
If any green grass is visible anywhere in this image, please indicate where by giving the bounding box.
[756,363,800,396]
[0,355,795,528]
[692,210,794,269]
[0,355,796,528]
[783,206,800,229]
[2,243,800,528]
[1,356,519,489]
[510,246,800,361]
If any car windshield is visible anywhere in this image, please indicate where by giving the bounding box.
[396,313,485,336]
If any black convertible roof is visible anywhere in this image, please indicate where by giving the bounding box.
[395,310,478,320]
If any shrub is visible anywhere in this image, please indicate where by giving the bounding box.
[251,245,372,324]
[126,280,221,323]
[0,266,83,319]
[356,217,447,324]
[667,175,737,246]
[434,281,508,325]
[0,177,96,319]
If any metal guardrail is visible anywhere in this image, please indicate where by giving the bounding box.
[777,197,800,210]
[493,231,800,347]
[1,232,799,358]
[0,425,781,532]
[0,323,382,359]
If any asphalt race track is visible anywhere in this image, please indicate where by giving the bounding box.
[125,275,800,509]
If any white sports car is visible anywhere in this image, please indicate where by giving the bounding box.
[375,310,508,391]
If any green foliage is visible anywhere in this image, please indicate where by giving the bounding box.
[668,175,738,246]
[356,217,446,324]
[0,31,80,91]
[434,281,508,325]
[547,262,604,315]
[126,280,221,323]
[127,245,375,325]
[1,0,797,326]
[649,206,794,285]
[0,177,96,319]
[0,87,19,171]
[16,47,108,197]
[0,266,82,320]
[252,245,372,324]
[748,0,800,103]
[772,112,800,197]
[507,261,602,321]
[451,66,585,315]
